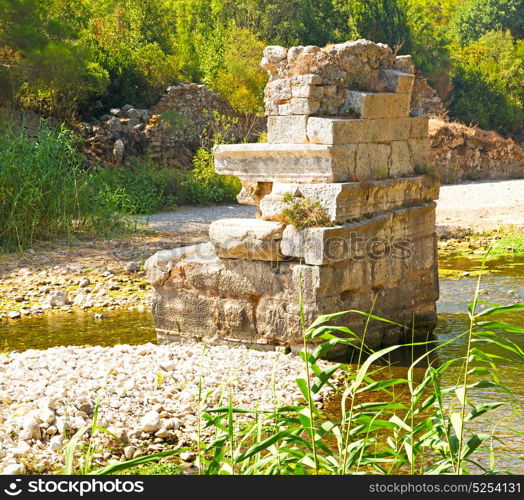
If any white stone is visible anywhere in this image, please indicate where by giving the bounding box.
[159,360,177,372]
[140,411,161,433]
[165,417,180,430]
[49,435,63,451]
[39,409,55,425]
[267,115,308,144]
[46,291,71,307]
[20,416,41,440]
[213,143,357,183]
[3,463,26,475]
[263,46,287,63]
[125,261,140,273]
[209,218,285,261]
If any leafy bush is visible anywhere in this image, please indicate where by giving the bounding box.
[92,159,182,215]
[184,148,240,205]
[342,0,413,51]
[450,30,524,133]
[451,0,524,46]
[204,27,267,115]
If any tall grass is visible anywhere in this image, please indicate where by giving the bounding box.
[0,121,241,251]
[0,123,130,251]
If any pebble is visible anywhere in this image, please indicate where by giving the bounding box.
[8,311,21,319]
[0,343,334,473]
[125,262,140,273]
[180,452,196,463]
[46,291,71,307]
[140,411,162,433]
[3,463,26,475]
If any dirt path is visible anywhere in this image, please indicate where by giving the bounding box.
[436,179,524,234]
[141,179,524,236]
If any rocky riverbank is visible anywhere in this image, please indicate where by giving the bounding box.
[0,260,149,321]
[0,342,334,474]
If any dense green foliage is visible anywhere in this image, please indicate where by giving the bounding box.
[1,0,522,133]
[450,30,524,133]
[451,0,524,46]
[0,122,240,251]
[0,123,131,250]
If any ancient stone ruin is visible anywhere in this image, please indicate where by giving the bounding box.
[145,40,440,356]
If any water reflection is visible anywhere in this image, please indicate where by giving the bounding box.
[0,310,156,352]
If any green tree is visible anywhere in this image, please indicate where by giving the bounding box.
[451,0,524,46]
[341,0,412,52]
[450,30,524,133]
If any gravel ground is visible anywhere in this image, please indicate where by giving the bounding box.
[139,204,257,235]
[436,179,524,232]
[0,342,333,474]
[141,180,524,236]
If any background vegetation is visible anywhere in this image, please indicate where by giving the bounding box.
[0,0,523,250]
[0,121,239,250]
[0,0,522,133]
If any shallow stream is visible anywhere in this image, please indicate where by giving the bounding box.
[1,254,523,472]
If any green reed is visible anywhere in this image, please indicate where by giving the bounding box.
[0,122,131,251]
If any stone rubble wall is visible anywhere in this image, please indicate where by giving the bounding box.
[79,84,263,168]
[146,40,440,355]
[79,104,151,164]
[429,119,524,183]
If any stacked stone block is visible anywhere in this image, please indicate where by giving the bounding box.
[146,40,440,357]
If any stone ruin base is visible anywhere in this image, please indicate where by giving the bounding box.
[145,190,438,358]
[145,40,440,359]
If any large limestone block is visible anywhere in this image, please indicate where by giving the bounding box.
[370,118,412,142]
[209,218,285,261]
[280,203,436,265]
[268,115,308,144]
[213,143,357,183]
[307,117,372,144]
[381,69,415,94]
[344,91,411,119]
[259,175,439,224]
[408,138,431,171]
[355,143,391,179]
[145,243,215,286]
[390,141,414,177]
[410,116,429,138]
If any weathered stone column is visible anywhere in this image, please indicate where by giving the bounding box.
[145,40,440,357]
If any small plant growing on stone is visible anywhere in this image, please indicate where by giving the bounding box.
[277,195,333,231]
